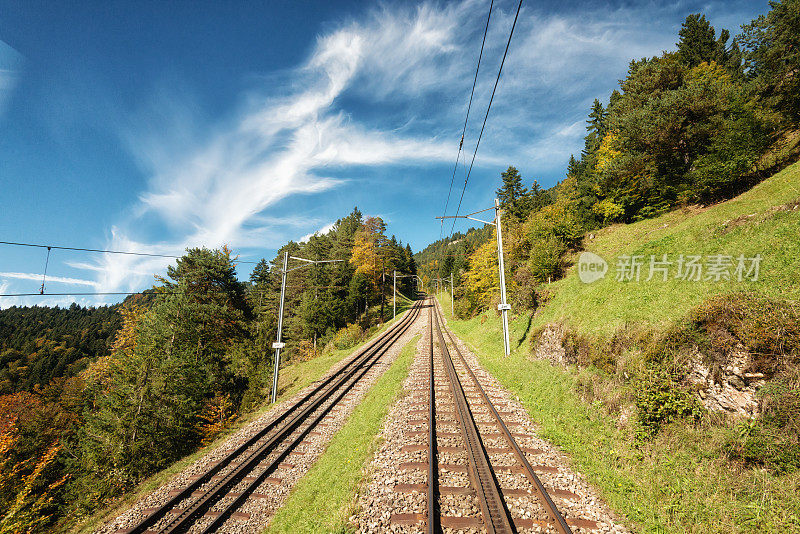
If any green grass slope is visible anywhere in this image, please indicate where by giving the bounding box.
[535,161,800,336]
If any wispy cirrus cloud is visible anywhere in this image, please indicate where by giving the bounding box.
[83,2,464,294]
[0,271,98,287]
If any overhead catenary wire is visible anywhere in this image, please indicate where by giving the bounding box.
[0,286,353,298]
[449,0,524,239]
[439,0,495,243]
[0,240,260,264]
[39,246,51,294]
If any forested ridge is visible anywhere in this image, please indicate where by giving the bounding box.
[0,208,415,532]
[0,305,121,395]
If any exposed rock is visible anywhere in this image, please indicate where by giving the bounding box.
[532,323,571,365]
[686,346,764,417]
[533,323,766,418]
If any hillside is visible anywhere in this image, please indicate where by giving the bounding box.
[535,160,800,335]
[0,304,121,394]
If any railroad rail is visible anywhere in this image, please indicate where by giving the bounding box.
[122,298,423,534]
[432,303,515,533]
[433,299,573,533]
[404,296,575,532]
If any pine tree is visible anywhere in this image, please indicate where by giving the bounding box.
[584,99,608,154]
[80,248,251,494]
[677,14,717,67]
[677,13,739,72]
[249,259,269,285]
[496,166,530,219]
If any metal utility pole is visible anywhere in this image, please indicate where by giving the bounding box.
[271,251,289,404]
[394,271,420,315]
[434,275,455,318]
[450,271,454,318]
[271,254,343,403]
[380,258,385,322]
[435,198,511,356]
[494,198,511,356]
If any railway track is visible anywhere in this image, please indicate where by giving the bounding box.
[117,298,423,534]
[390,297,587,532]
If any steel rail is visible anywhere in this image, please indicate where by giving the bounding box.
[434,300,573,534]
[433,307,515,534]
[426,298,440,534]
[126,300,422,534]
[195,301,423,532]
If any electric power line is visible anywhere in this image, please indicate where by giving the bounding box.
[0,240,261,264]
[449,0,524,238]
[439,0,495,243]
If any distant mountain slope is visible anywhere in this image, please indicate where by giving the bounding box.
[0,303,121,394]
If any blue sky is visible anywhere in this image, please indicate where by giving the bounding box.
[0,0,767,307]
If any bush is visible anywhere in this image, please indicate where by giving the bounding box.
[690,292,800,374]
[525,202,585,249]
[509,265,538,309]
[332,324,363,350]
[727,370,800,474]
[635,369,703,438]
[528,236,567,283]
[727,425,800,474]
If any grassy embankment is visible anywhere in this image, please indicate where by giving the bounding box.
[266,333,420,534]
[71,296,415,534]
[434,162,800,534]
[535,161,800,335]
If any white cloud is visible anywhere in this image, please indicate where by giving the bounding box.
[299,222,336,243]
[0,271,98,287]
[0,281,20,309]
[89,2,465,295]
[0,40,23,117]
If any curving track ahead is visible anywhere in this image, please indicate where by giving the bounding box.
[116,298,423,534]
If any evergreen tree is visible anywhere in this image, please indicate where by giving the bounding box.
[586,98,608,139]
[677,13,718,67]
[677,13,739,72]
[496,166,530,219]
[739,0,800,121]
[249,259,270,285]
[80,248,251,495]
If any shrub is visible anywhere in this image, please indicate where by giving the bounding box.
[332,324,363,350]
[726,370,800,474]
[727,425,800,474]
[525,202,585,249]
[528,236,567,284]
[690,292,800,374]
[509,265,538,310]
[635,369,703,438]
